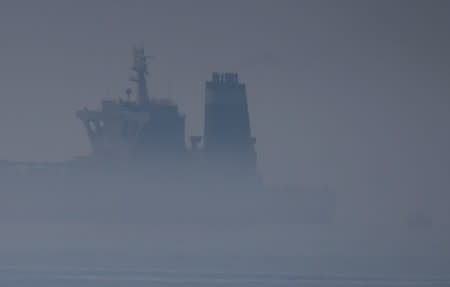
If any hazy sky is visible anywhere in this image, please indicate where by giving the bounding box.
[0,0,449,221]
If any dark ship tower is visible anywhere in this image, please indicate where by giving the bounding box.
[203,72,258,182]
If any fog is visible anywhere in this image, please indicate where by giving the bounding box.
[0,0,449,286]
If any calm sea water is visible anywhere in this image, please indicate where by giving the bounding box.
[1,267,448,286]
[1,253,448,287]
[0,188,448,287]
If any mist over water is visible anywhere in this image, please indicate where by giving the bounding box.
[1,172,448,286]
[0,0,449,286]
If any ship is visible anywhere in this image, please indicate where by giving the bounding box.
[0,47,335,225]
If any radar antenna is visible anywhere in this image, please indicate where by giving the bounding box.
[130,46,153,105]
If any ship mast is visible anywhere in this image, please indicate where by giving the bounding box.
[130,47,151,105]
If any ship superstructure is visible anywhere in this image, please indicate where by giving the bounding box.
[76,48,259,184]
[76,48,186,161]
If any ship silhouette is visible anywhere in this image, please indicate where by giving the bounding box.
[0,48,334,224]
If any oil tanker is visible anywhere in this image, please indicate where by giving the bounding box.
[0,48,335,225]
